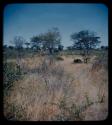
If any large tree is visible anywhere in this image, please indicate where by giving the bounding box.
[30,28,62,65]
[11,36,25,50]
[31,28,62,54]
[11,36,26,67]
[30,35,43,51]
[71,30,101,63]
[11,36,26,57]
[43,27,61,54]
[25,42,30,49]
[58,44,64,51]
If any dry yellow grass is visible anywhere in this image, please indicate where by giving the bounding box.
[4,54,108,121]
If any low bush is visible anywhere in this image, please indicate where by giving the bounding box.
[73,59,83,63]
[3,62,22,90]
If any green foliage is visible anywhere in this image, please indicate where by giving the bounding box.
[3,62,22,90]
[3,48,18,59]
[30,27,61,54]
[5,103,27,120]
[30,35,43,50]
[71,30,101,50]
[71,30,101,63]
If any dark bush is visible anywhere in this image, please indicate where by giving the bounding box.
[73,59,82,63]
[3,62,22,90]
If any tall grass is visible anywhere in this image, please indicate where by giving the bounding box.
[4,57,76,120]
[4,53,108,121]
[91,51,108,71]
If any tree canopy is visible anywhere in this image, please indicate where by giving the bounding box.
[71,30,101,63]
[11,36,26,50]
[30,27,62,54]
[71,30,101,53]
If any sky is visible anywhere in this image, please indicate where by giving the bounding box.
[3,3,108,48]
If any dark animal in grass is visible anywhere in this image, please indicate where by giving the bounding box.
[73,59,82,63]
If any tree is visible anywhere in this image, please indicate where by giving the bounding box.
[101,46,108,50]
[30,35,42,51]
[8,45,14,49]
[30,28,61,54]
[11,36,26,62]
[3,45,7,49]
[58,44,64,51]
[25,42,30,49]
[11,36,25,50]
[43,27,61,54]
[71,30,101,63]
[67,46,73,51]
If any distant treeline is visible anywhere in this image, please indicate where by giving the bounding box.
[3,45,108,51]
[3,28,108,62]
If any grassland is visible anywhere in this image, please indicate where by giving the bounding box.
[3,50,108,121]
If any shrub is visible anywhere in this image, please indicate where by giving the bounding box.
[73,59,83,63]
[3,62,22,90]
